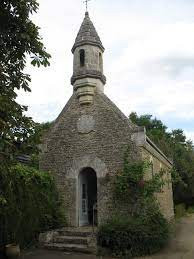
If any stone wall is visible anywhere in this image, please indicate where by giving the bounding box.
[73,45,103,75]
[141,146,174,220]
[40,90,174,226]
[40,91,140,226]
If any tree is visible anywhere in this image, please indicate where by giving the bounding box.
[0,2,53,246]
[0,0,51,165]
[23,121,53,169]
[129,112,172,157]
[129,112,194,205]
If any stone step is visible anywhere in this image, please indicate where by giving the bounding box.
[57,230,93,237]
[54,235,88,245]
[44,243,92,254]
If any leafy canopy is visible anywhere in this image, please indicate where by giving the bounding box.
[0,0,51,164]
[129,112,194,205]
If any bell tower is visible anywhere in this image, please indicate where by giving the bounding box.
[71,12,106,104]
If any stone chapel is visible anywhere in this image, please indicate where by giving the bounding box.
[40,12,174,228]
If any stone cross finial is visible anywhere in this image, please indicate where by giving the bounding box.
[83,0,91,12]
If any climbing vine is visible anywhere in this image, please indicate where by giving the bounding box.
[113,149,166,202]
[98,148,170,257]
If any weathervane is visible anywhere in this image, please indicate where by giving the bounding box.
[83,0,91,12]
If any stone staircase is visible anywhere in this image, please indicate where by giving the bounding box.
[39,227,97,254]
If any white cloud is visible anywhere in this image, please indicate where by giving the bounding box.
[16,0,194,141]
[105,21,194,121]
[184,131,194,143]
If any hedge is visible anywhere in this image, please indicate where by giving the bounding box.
[98,212,169,257]
[0,163,66,247]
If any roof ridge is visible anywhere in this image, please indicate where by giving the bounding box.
[97,92,138,131]
[42,94,75,141]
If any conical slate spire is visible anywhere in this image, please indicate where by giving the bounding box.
[71,12,104,53]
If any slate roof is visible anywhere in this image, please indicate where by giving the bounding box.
[72,12,104,53]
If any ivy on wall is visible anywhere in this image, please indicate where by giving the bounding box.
[113,149,166,208]
[98,148,170,257]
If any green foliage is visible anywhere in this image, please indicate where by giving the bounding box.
[26,122,52,150]
[98,151,169,257]
[129,112,194,206]
[21,121,53,168]
[129,112,172,157]
[0,2,55,246]
[0,0,51,165]
[114,149,165,203]
[0,163,66,246]
[174,204,186,218]
[129,112,171,156]
[98,213,169,257]
[187,206,194,214]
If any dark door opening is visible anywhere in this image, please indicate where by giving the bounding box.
[79,167,97,226]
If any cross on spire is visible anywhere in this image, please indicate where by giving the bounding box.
[83,0,91,12]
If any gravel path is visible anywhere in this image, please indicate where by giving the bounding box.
[138,214,194,259]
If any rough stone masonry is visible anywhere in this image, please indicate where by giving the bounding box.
[40,11,174,227]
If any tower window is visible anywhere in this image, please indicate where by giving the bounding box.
[79,49,85,67]
[99,52,103,70]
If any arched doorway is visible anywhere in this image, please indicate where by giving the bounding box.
[78,168,97,226]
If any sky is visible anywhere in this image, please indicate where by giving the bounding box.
[17,0,194,142]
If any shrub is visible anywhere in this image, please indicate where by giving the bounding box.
[187,206,194,214]
[98,212,169,257]
[175,204,186,218]
[0,163,66,247]
[98,148,170,257]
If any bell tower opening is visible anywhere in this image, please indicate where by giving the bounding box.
[79,49,85,67]
[71,12,106,104]
[99,52,103,71]
[78,167,97,226]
